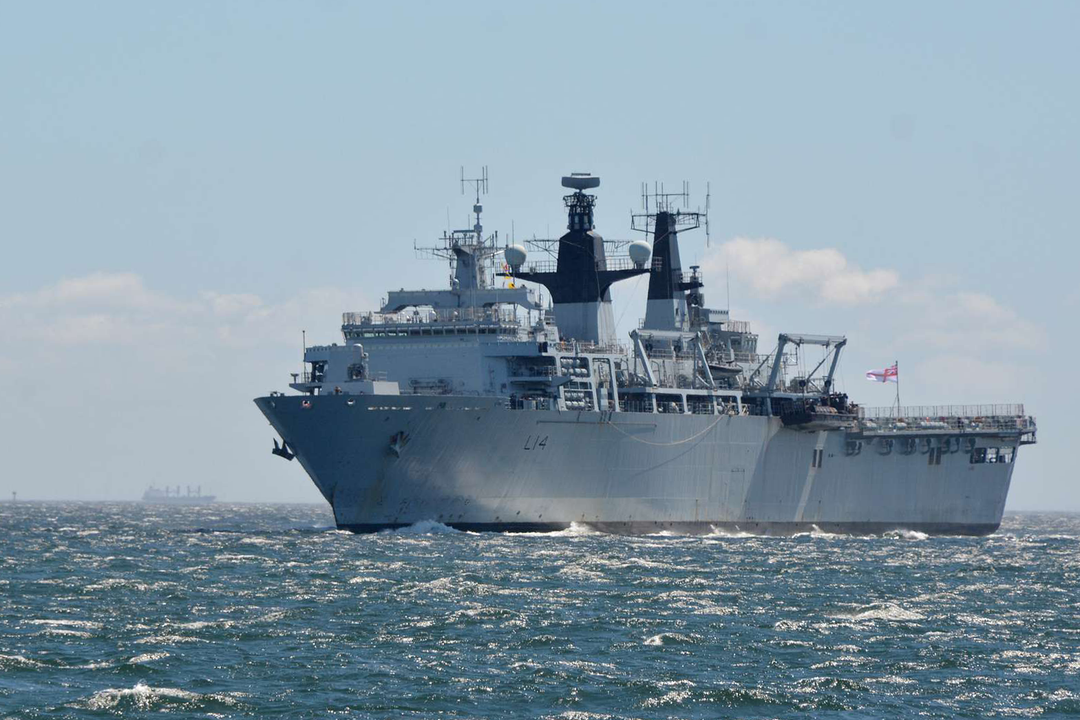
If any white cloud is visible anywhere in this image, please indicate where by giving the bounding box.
[40,313,130,346]
[895,290,1046,353]
[701,238,900,306]
[0,272,185,313]
[0,272,372,353]
[0,272,375,503]
[697,237,1043,356]
[201,291,264,318]
[905,354,1034,405]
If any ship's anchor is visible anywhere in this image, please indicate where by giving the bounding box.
[272,437,295,461]
[389,431,410,457]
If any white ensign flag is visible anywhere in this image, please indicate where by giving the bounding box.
[865,364,898,383]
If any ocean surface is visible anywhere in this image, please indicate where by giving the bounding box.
[1,504,1078,719]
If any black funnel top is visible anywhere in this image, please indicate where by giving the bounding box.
[647,211,703,301]
[516,187,645,305]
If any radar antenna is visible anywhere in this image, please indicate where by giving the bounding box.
[523,173,638,259]
[460,165,489,244]
[631,180,709,237]
[461,165,489,199]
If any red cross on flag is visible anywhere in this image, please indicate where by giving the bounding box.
[865,364,898,383]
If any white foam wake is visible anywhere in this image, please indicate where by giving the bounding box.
[707,525,762,538]
[885,528,930,540]
[520,521,599,537]
[380,520,462,535]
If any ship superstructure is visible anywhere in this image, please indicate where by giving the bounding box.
[255,172,1036,535]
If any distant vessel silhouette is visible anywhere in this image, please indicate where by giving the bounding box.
[142,485,216,504]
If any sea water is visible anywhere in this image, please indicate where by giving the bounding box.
[1,503,1078,718]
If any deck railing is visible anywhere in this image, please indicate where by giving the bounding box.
[856,405,1035,434]
[552,341,627,355]
[859,404,1025,419]
[516,256,645,275]
[343,307,520,326]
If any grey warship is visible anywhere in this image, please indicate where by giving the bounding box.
[255,172,1037,535]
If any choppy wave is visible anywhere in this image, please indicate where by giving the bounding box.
[26,618,103,631]
[379,519,463,534]
[126,651,169,664]
[885,528,930,540]
[80,682,245,711]
[516,521,599,537]
[643,632,696,646]
[795,524,844,539]
[0,502,1076,718]
[0,653,46,669]
[706,525,763,538]
[831,601,927,622]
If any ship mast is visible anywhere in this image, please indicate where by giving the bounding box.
[413,167,499,295]
[385,168,538,314]
[631,181,708,332]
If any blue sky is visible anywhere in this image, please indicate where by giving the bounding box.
[1,1,1076,508]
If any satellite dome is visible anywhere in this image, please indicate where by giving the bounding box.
[504,245,527,269]
[628,241,652,268]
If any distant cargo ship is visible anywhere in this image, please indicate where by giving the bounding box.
[142,485,216,504]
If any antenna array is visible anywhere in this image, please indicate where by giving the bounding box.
[461,166,489,201]
[630,180,711,238]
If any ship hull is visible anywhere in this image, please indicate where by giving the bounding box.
[255,394,1017,536]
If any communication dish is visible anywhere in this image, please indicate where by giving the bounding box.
[628,241,651,268]
[504,245,527,269]
[561,174,600,191]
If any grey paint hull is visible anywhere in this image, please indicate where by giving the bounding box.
[255,394,1015,536]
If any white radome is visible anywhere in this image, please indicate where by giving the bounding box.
[629,241,652,268]
[504,245,528,269]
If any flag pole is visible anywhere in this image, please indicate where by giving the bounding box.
[893,360,899,417]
